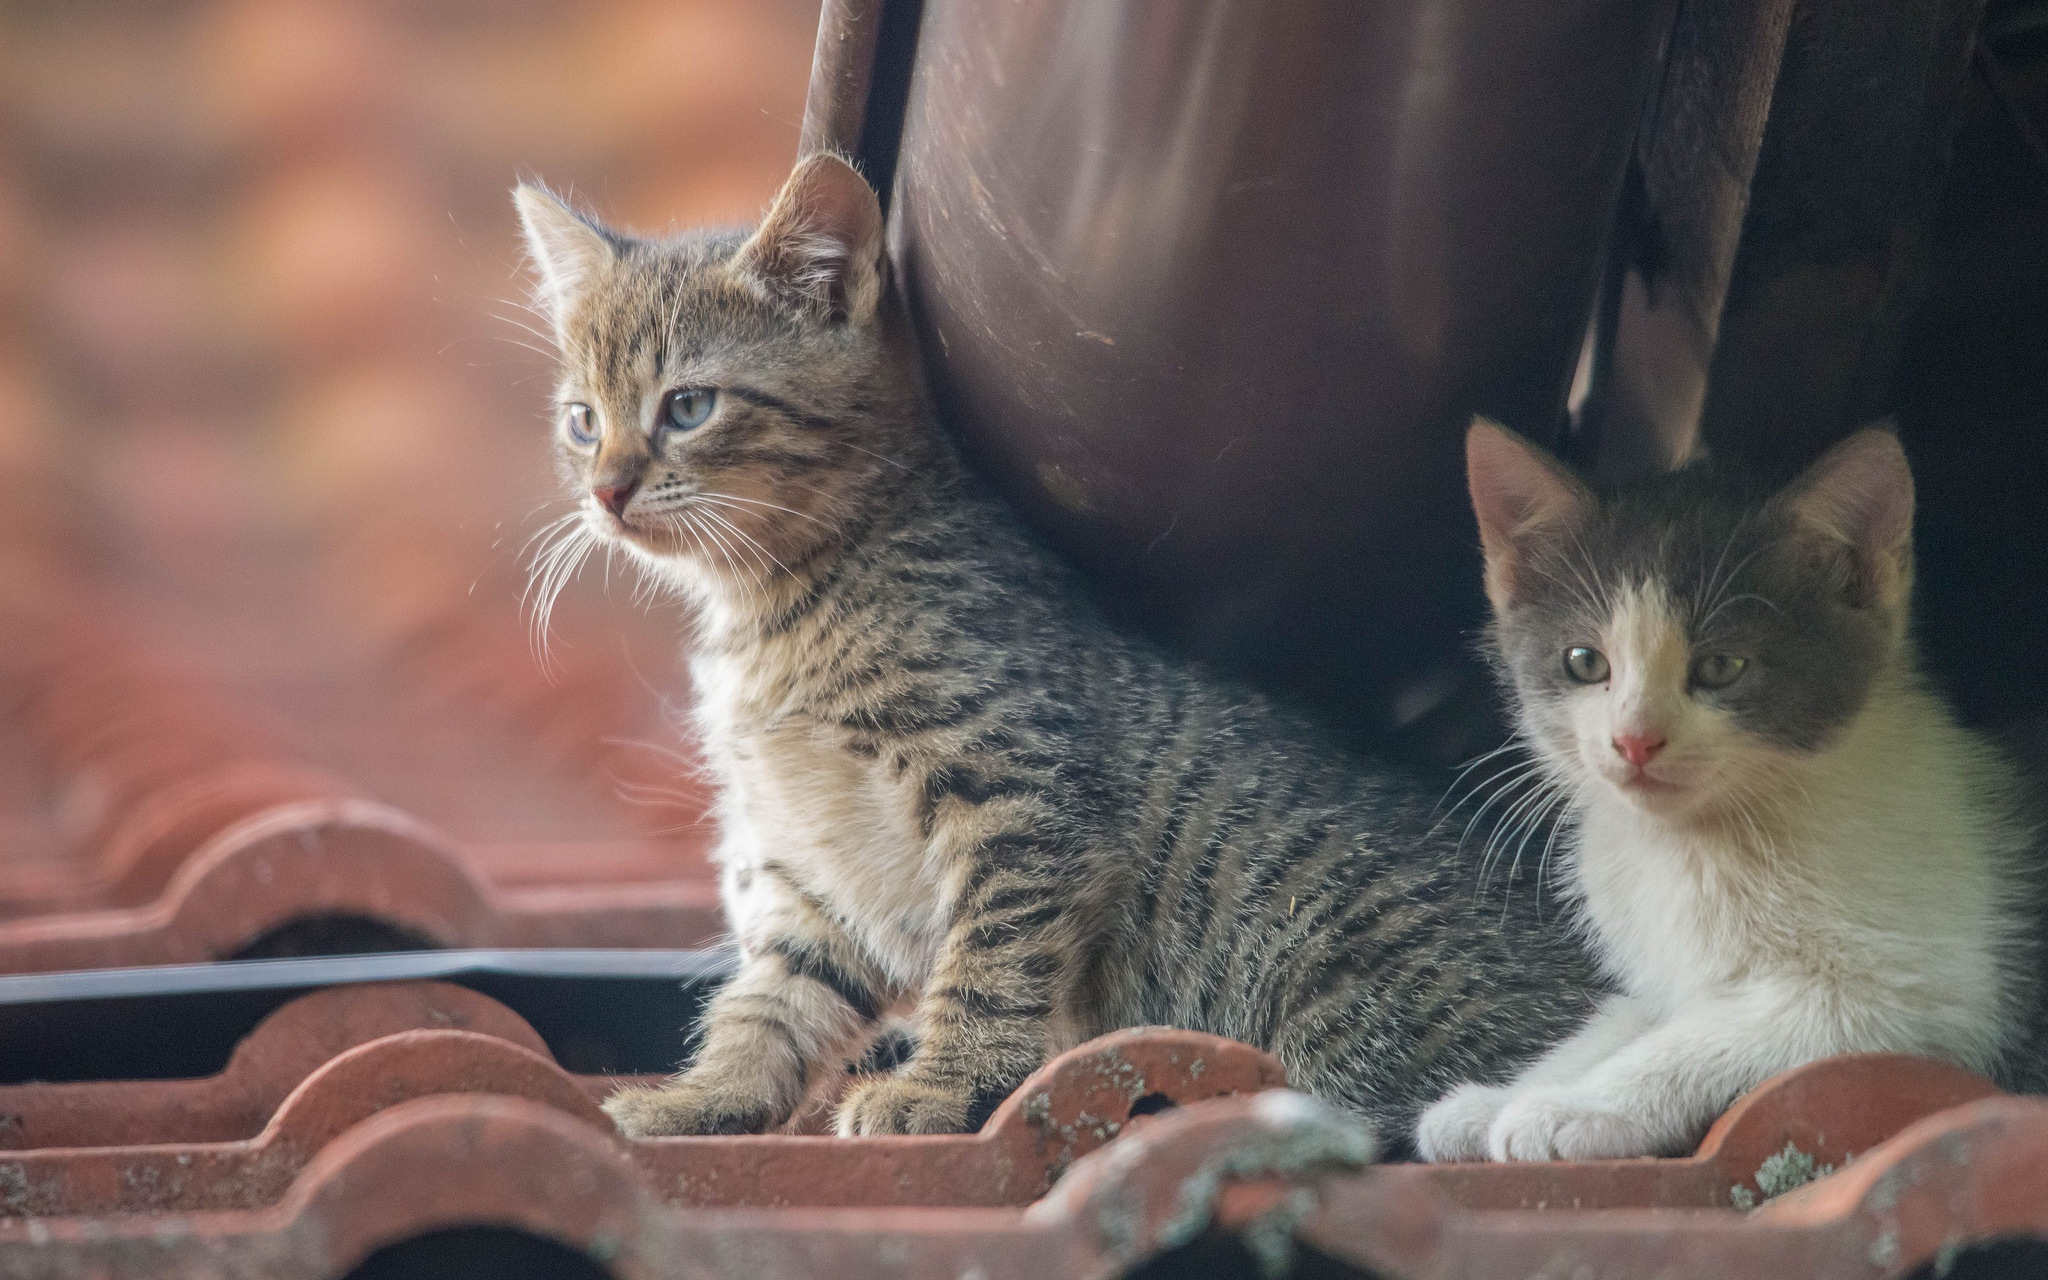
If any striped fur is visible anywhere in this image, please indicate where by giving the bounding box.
[515,156,1598,1145]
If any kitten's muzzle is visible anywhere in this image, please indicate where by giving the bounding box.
[1611,733,1665,770]
[593,479,640,520]
[1605,733,1681,796]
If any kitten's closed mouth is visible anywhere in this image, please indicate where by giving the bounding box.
[1615,770,1681,797]
[590,505,641,538]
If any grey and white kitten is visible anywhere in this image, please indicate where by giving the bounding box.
[513,153,1599,1144]
[1418,420,2044,1161]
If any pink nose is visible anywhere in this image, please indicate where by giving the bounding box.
[593,481,638,518]
[1612,733,1666,769]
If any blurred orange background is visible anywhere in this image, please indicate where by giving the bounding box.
[0,0,820,899]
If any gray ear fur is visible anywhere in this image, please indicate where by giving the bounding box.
[1776,422,1915,612]
[735,153,885,322]
[1465,417,1595,612]
[513,183,618,333]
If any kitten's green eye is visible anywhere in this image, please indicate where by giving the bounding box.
[1563,646,1609,684]
[1691,653,1749,690]
[562,402,598,446]
[662,387,717,434]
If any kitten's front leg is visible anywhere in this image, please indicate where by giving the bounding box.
[606,869,891,1137]
[836,837,1078,1136]
[1416,994,1653,1161]
[1485,994,1818,1160]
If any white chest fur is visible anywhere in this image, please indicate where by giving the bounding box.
[1569,681,2021,1068]
[692,656,951,989]
[1416,678,2030,1163]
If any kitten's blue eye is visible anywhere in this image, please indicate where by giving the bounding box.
[562,402,598,446]
[1563,646,1609,684]
[662,387,717,433]
[1691,653,1748,690]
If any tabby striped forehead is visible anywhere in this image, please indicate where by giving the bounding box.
[557,229,799,412]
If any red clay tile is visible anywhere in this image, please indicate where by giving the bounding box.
[0,799,718,971]
[1404,1053,2005,1212]
[0,1094,1081,1279]
[1756,1094,2048,1261]
[1044,1079,2048,1279]
[0,1024,1280,1219]
[0,591,719,963]
[0,1064,2038,1277]
[0,980,570,1150]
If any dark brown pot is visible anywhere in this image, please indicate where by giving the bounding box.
[883,0,1676,741]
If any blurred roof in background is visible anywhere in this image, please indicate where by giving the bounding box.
[0,0,816,870]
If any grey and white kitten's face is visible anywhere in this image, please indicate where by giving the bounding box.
[1466,420,1916,821]
[513,155,904,583]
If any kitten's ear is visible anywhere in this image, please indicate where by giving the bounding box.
[1776,423,1915,612]
[737,152,885,322]
[1466,417,1594,611]
[513,183,618,331]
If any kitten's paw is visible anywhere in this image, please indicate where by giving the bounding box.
[1415,1083,1514,1162]
[835,1074,974,1136]
[603,1077,782,1138]
[1486,1089,1656,1161]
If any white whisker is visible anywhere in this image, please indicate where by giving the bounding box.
[1453,760,1549,867]
[839,439,910,472]
[695,504,794,579]
[695,491,841,535]
[486,334,561,361]
[522,514,598,675]
[690,506,772,578]
[1434,740,1525,815]
[484,298,562,351]
[1479,773,1559,892]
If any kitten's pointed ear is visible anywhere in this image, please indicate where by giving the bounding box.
[736,153,885,322]
[513,183,618,330]
[1466,417,1594,611]
[1777,423,1915,612]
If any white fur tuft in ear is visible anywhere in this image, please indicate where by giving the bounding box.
[513,183,618,333]
[1778,424,1915,611]
[736,153,885,321]
[1466,417,1595,612]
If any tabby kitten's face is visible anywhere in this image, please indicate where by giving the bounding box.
[513,155,906,587]
[1466,421,1915,821]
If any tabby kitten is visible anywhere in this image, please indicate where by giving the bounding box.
[514,154,1597,1142]
[1417,420,2044,1162]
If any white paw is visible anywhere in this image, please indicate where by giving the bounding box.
[1415,1083,1513,1162]
[1486,1089,1657,1161]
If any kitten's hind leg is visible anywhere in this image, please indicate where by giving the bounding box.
[836,837,1079,1136]
[1416,994,1653,1161]
[606,875,892,1137]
